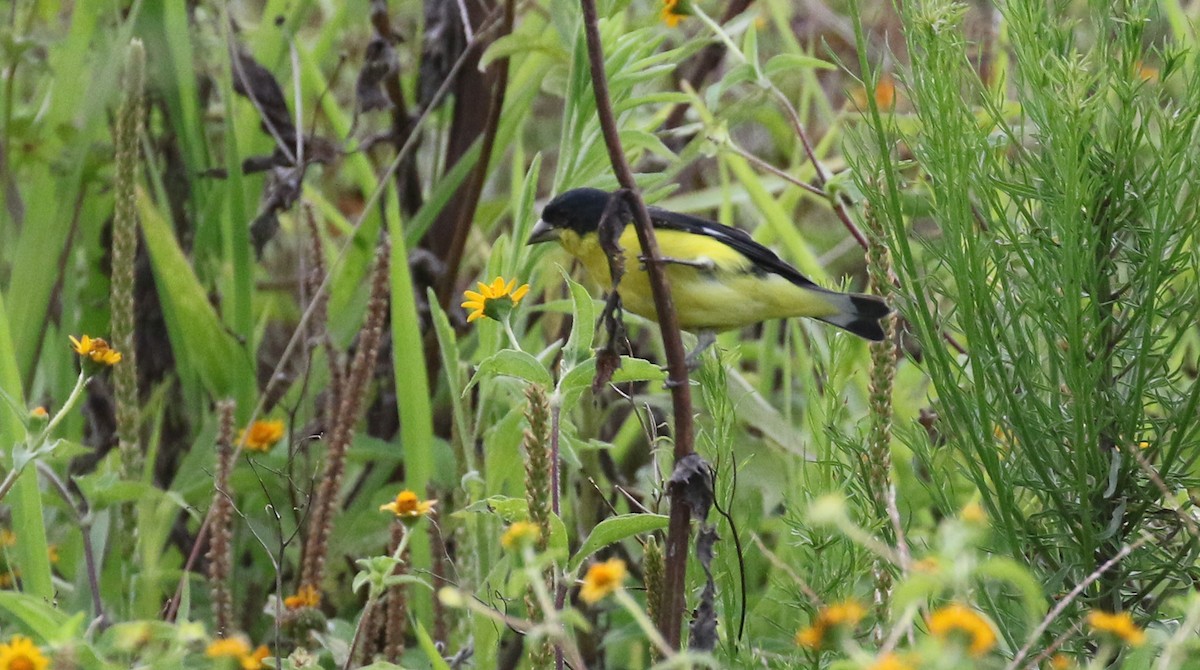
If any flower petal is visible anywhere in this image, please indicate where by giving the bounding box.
[511,284,530,302]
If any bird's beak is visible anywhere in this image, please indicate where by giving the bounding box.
[526,219,560,245]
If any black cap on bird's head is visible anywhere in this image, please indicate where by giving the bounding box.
[527,188,630,245]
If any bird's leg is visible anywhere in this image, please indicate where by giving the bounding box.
[662,331,717,387]
[684,330,717,371]
[638,255,716,272]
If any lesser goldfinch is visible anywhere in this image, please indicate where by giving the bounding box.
[527,188,891,346]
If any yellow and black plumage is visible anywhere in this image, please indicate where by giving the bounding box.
[527,188,891,341]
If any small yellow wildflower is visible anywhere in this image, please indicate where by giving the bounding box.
[238,419,286,452]
[960,502,987,524]
[579,558,627,604]
[850,75,898,111]
[0,635,50,670]
[1138,441,1150,450]
[241,645,270,670]
[912,557,941,573]
[1086,610,1145,646]
[206,636,251,659]
[661,0,688,27]
[461,277,530,323]
[501,521,542,551]
[795,599,866,650]
[928,603,997,657]
[28,407,47,420]
[869,652,914,670]
[380,490,437,525]
[795,625,824,649]
[1049,654,1073,670]
[69,335,122,366]
[1135,61,1159,82]
[283,584,321,610]
[824,600,866,627]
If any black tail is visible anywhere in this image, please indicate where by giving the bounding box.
[816,293,892,341]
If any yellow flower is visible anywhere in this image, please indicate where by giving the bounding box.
[1135,61,1159,82]
[850,75,898,111]
[238,419,286,452]
[283,584,321,610]
[928,604,997,657]
[579,558,627,604]
[28,407,47,420]
[206,637,251,659]
[501,521,542,551]
[795,625,824,649]
[241,645,270,670]
[912,557,941,573]
[380,490,437,525]
[960,502,987,524]
[661,0,689,27]
[1137,441,1150,450]
[822,600,866,627]
[461,277,530,323]
[46,545,59,565]
[1086,610,1145,646]
[69,334,122,366]
[869,652,914,670]
[0,635,50,670]
[795,600,866,650]
[1049,654,1073,669]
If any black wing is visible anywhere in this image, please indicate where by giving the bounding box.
[645,206,822,290]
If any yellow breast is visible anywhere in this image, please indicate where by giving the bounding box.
[557,227,838,331]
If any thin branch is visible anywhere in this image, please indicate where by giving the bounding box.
[578,0,696,649]
[35,462,106,628]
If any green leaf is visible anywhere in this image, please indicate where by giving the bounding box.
[569,514,669,571]
[137,192,253,407]
[0,591,82,642]
[465,349,553,394]
[611,357,668,384]
[891,572,946,610]
[454,496,569,557]
[415,620,453,670]
[743,24,760,77]
[561,272,597,369]
[975,557,1048,618]
[557,355,667,408]
[620,129,676,160]
[764,53,837,80]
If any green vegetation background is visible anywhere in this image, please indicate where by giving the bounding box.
[0,0,1198,668]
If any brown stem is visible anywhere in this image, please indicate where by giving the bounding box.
[578,0,696,649]
[35,463,106,629]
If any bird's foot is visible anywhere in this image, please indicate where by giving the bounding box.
[661,332,718,388]
[684,331,718,371]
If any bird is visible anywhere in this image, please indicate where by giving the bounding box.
[527,188,891,357]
